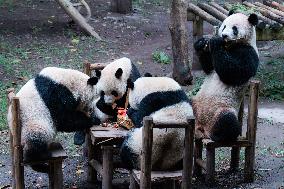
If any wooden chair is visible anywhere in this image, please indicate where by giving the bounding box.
[7,88,67,189]
[194,80,260,184]
[129,116,195,189]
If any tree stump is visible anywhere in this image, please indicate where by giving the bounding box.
[169,0,193,86]
[111,0,132,14]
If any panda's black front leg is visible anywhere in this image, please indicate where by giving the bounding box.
[194,37,214,74]
[127,108,144,128]
[58,110,93,132]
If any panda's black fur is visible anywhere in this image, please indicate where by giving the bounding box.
[74,57,141,145]
[194,36,259,86]
[35,75,93,132]
[120,77,193,170]
[7,67,97,170]
[192,13,260,142]
[127,90,190,128]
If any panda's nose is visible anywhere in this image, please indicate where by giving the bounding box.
[222,34,228,39]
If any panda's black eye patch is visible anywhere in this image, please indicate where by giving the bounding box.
[111,90,118,97]
[232,26,238,36]
[222,25,226,31]
[100,91,105,97]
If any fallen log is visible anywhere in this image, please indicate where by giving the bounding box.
[263,0,284,12]
[208,2,229,15]
[225,2,282,30]
[56,0,101,40]
[243,1,284,25]
[254,2,284,17]
[197,3,227,21]
[187,3,221,26]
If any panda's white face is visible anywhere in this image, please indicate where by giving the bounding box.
[218,13,254,43]
[95,57,132,104]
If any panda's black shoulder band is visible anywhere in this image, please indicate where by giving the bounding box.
[87,77,98,86]
[95,69,101,78]
[127,79,134,90]
[115,68,123,79]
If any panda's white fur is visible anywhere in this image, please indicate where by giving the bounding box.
[192,13,259,141]
[121,77,193,170]
[218,13,258,55]
[91,97,114,122]
[95,57,140,105]
[7,67,97,163]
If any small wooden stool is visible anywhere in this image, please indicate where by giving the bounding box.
[7,88,67,189]
[129,116,195,189]
[194,80,260,184]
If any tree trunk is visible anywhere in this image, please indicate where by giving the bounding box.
[169,0,193,86]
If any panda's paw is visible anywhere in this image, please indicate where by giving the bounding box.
[74,131,86,145]
[209,36,225,51]
[194,38,210,52]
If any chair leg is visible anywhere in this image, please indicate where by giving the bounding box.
[9,130,16,189]
[129,171,139,189]
[49,159,63,189]
[102,146,113,189]
[244,146,255,182]
[87,133,98,183]
[14,146,25,189]
[194,139,203,177]
[205,146,215,185]
[230,147,240,171]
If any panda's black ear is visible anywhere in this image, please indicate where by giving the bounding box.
[228,9,235,16]
[144,73,152,77]
[248,13,258,26]
[115,68,123,79]
[127,79,134,90]
[95,69,101,78]
[87,77,98,86]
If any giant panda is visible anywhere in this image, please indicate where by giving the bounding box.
[74,57,141,144]
[90,57,141,107]
[7,67,99,167]
[192,12,259,142]
[120,77,193,170]
[73,96,117,145]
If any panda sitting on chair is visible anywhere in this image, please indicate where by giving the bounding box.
[74,57,141,144]
[120,77,193,170]
[7,67,101,172]
[192,12,259,142]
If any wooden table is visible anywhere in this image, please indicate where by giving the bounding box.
[87,125,129,189]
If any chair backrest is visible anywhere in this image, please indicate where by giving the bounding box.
[6,88,22,147]
[141,116,195,189]
[83,61,108,76]
[236,80,260,139]
[246,80,260,143]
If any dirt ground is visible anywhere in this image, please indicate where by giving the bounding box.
[0,0,283,188]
